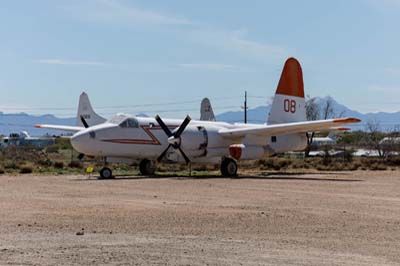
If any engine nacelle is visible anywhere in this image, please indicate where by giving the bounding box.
[229,144,265,160]
[180,125,208,157]
[268,133,308,154]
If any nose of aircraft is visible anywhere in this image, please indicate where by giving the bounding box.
[70,130,92,153]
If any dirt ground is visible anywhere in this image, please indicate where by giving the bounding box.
[1,171,400,265]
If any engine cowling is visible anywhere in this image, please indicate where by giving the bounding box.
[229,144,265,160]
[268,133,308,154]
[179,125,208,157]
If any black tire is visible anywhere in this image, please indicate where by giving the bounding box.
[99,167,113,179]
[139,159,156,176]
[220,158,238,177]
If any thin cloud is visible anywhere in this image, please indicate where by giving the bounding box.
[368,84,400,94]
[188,28,289,62]
[177,63,242,71]
[370,0,400,8]
[63,1,288,63]
[385,67,400,76]
[37,59,108,67]
[66,0,192,27]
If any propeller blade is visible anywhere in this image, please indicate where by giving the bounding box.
[178,147,191,164]
[174,115,191,138]
[157,144,172,163]
[155,115,172,137]
[80,115,89,128]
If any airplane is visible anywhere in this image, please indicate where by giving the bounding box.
[0,131,55,149]
[200,98,216,121]
[36,57,361,178]
[309,128,349,148]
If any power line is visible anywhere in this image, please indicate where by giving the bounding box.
[0,96,248,111]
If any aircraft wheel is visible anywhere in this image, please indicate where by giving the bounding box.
[99,167,113,179]
[139,159,156,176]
[221,158,238,177]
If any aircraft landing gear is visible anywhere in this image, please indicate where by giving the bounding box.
[139,159,156,176]
[99,167,113,179]
[220,158,238,177]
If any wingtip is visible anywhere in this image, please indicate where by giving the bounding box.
[34,124,41,128]
[333,118,361,124]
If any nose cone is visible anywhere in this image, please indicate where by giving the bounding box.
[70,131,87,153]
[71,130,96,155]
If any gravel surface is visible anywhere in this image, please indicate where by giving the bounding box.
[1,171,400,265]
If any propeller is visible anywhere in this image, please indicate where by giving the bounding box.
[80,115,89,128]
[155,115,191,164]
[77,116,89,160]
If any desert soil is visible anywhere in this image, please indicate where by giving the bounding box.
[1,171,400,265]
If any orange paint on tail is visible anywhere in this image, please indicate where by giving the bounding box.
[276,57,304,98]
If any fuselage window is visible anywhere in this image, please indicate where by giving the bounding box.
[120,118,139,128]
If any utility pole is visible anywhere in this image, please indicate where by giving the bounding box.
[240,91,249,124]
[244,91,248,123]
[241,90,248,123]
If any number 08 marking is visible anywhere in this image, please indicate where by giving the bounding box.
[284,99,296,113]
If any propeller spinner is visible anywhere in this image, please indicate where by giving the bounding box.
[155,115,191,164]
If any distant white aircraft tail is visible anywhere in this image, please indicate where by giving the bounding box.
[267,58,307,125]
[76,92,106,127]
[200,98,216,121]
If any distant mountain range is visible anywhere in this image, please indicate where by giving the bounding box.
[0,112,76,136]
[1,97,399,136]
[216,97,399,131]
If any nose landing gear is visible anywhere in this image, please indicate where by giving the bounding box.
[99,167,113,179]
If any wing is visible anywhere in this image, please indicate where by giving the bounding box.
[219,118,360,138]
[35,124,84,133]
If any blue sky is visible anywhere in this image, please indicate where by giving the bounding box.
[1,0,400,118]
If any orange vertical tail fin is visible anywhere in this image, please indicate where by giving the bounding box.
[276,57,304,98]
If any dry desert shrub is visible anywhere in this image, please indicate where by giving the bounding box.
[19,166,33,174]
[68,161,82,168]
[54,161,64,169]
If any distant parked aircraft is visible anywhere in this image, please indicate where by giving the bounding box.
[200,98,216,121]
[36,57,361,178]
[310,129,350,148]
[0,131,55,148]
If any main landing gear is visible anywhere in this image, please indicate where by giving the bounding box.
[139,159,156,176]
[220,158,238,177]
[98,159,156,178]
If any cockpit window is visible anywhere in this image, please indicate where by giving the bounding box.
[108,114,128,124]
[119,118,139,128]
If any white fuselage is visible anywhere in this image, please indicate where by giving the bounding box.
[70,116,308,163]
